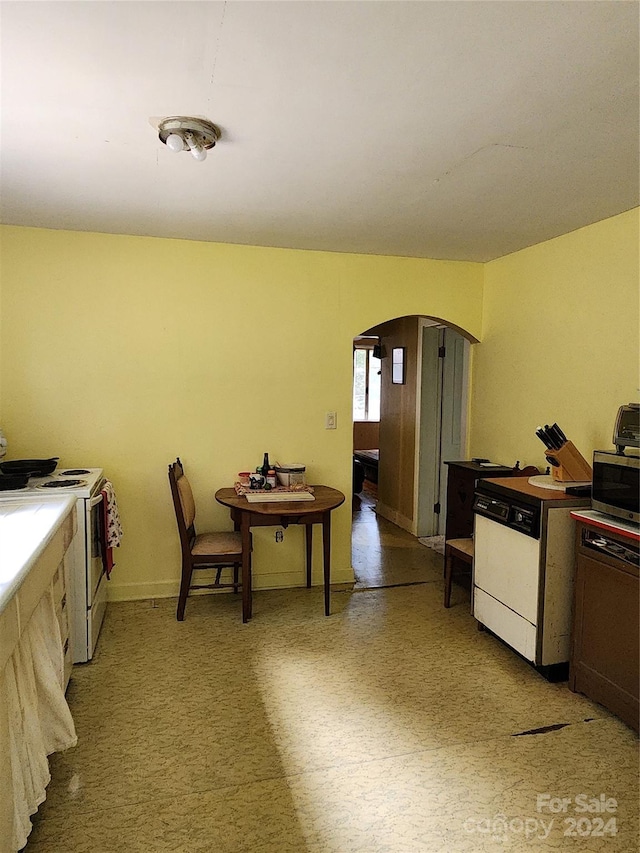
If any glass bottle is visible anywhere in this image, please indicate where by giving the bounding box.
[261,453,270,478]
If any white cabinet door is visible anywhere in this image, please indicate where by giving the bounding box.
[474,514,540,625]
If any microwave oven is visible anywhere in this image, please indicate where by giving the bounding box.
[592,450,639,524]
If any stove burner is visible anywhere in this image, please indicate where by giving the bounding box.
[61,469,91,476]
[38,479,87,489]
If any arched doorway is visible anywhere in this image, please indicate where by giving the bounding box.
[351,314,473,587]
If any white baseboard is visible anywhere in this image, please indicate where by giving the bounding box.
[106,566,355,602]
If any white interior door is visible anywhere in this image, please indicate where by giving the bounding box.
[415,325,469,537]
[415,327,441,536]
[437,327,469,534]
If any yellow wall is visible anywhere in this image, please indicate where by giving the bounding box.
[0,226,483,601]
[470,209,639,469]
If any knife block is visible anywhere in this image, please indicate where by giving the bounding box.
[545,441,592,482]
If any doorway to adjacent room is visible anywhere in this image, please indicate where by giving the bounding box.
[351,315,472,589]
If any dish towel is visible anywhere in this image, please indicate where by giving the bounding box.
[100,480,123,579]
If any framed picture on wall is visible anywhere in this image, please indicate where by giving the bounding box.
[392,347,405,384]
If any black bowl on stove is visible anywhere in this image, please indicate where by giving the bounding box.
[0,457,59,477]
[0,473,29,490]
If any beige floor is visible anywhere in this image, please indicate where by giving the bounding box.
[352,489,444,589]
[25,507,638,852]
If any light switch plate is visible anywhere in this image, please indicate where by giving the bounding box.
[325,411,337,429]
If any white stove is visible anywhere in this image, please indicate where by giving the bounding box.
[0,466,106,663]
[1,467,103,499]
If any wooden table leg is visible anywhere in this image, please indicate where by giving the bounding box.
[322,511,331,616]
[241,516,252,623]
[305,523,313,588]
[233,516,241,594]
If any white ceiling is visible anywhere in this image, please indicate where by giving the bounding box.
[1,1,638,262]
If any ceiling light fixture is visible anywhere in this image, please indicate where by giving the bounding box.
[158,116,220,162]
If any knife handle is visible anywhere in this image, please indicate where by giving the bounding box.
[552,423,568,443]
[536,428,553,449]
[549,425,566,449]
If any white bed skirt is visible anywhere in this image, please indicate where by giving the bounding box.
[0,586,77,852]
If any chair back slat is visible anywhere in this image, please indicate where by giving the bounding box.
[176,474,196,529]
[168,458,196,548]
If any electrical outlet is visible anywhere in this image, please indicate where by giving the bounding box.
[325,411,337,429]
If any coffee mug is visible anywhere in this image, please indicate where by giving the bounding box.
[249,473,265,490]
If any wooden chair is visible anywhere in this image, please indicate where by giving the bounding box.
[168,458,246,621]
[444,537,474,608]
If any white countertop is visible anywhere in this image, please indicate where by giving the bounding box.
[0,496,75,616]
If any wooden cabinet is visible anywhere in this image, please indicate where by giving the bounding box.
[443,461,513,541]
[569,521,639,731]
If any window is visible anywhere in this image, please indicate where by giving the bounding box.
[391,347,405,384]
[353,347,381,421]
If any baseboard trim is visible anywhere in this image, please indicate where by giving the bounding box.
[107,567,356,602]
[375,501,414,534]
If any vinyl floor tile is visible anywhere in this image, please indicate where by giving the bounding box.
[22,517,639,853]
[27,717,638,852]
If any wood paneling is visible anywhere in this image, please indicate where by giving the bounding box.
[353,421,379,450]
[375,317,419,528]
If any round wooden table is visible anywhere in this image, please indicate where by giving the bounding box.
[215,485,345,622]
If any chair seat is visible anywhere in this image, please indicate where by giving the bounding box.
[192,531,243,556]
[445,538,474,560]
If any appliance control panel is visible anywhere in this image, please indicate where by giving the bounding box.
[473,493,540,539]
[509,505,537,535]
[473,495,509,521]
